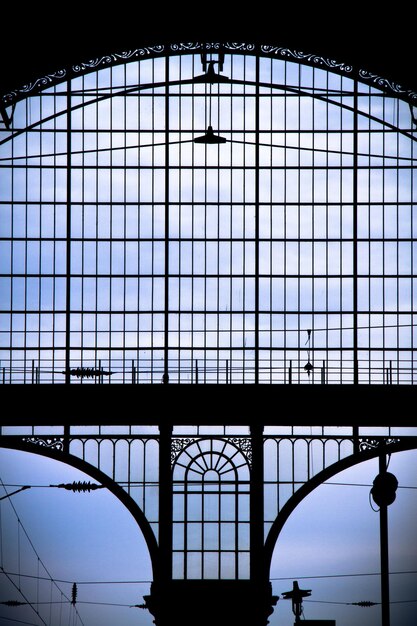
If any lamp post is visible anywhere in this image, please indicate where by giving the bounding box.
[370,453,398,626]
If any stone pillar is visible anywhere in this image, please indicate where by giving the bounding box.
[144,579,278,626]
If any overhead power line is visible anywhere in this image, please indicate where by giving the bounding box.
[2,569,417,587]
[0,479,86,626]
[305,599,417,606]
[0,570,152,585]
[270,570,417,582]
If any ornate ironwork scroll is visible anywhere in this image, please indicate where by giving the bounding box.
[359,437,401,452]
[171,436,253,467]
[228,437,253,467]
[171,438,198,464]
[22,437,65,451]
[260,45,353,73]
[3,41,416,106]
[359,69,417,103]
[72,45,165,74]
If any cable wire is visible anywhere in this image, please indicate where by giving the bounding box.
[0,478,86,626]
[270,570,417,581]
[3,569,416,586]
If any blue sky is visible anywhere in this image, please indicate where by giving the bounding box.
[0,443,416,626]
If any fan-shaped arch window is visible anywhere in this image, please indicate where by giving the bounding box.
[0,43,416,384]
[172,438,251,579]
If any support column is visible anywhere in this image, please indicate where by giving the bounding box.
[158,422,173,582]
[250,423,279,625]
[145,422,173,625]
[250,422,265,581]
[146,579,278,626]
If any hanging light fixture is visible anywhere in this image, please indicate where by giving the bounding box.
[194,125,226,144]
[304,329,313,377]
[193,52,227,144]
[192,57,230,85]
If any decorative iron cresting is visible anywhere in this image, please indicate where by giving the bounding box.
[171,437,198,464]
[72,44,165,74]
[21,436,65,451]
[228,437,253,467]
[260,45,353,73]
[359,437,402,452]
[171,436,253,467]
[2,41,417,105]
[359,69,417,102]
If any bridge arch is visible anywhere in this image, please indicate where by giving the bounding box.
[0,438,160,579]
[264,439,417,575]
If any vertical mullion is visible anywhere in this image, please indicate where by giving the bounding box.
[109,70,113,379]
[37,97,42,382]
[353,78,359,385]
[23,100,28,382]
[136,60,141,383]
[65,78,72,384]
[234,473,239,579]
[95,82,99,380]
[367,131,372,383]
[152,66,156,383]
[218,479,222,577]
[191,56,195,380]
[52,87,57,383]
[164,54,170,384]
[395,97,400,383]
[382,92,387,382]
[9,117,15,383]
[178,59,182,383]
[183,478,188,579]
[269,60,273,382]
[229,54,233,381]
[81,78,86,380]
[215,77,220,383]
[270,60,272,383]
[255,54,260,385]
[284,61,288,381]
[242,58,247,383]
[410,100,417,385]
[296,70,301,382]
[122,63,127,384]
[202,477,205,579]
[203,130,208,384]
[312,67,318,379]
[298,66,302,382]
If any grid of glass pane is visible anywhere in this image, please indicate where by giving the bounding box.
[0,48,416,383]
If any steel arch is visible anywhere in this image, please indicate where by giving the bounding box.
[264,438,417,575]
[0,437,160,579]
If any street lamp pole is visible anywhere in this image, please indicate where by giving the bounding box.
[379,454,390,626]
[371,452,398,626]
